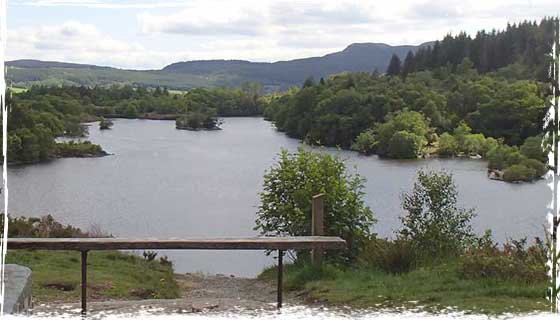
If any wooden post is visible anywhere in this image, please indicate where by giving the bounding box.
[81,250,88,315]
[277,250,284,308]
[311,194,325,267]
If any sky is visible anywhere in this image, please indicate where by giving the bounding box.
[5,0,560,70]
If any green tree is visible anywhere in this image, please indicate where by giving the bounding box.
[351,129,377,155]
[386,54,402,76]
[376,110,429,158]
[437,132,458,157]
[255,148,375,263]
[388,131,424,159]
[520,135,547,162]
[400,170,475,259]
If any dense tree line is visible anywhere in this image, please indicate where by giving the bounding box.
[388,17,557,81]
[20,83,264,118]
[264,61,548,181]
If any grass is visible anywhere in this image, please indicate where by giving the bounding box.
[259,262,550,315]
[6,250,180,303]
[9,86,27,94]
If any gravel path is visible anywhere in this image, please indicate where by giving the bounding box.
[31,273,305,317]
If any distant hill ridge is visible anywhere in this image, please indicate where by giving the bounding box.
[7,42,432,89]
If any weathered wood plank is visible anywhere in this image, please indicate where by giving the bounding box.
[7,236,346,251]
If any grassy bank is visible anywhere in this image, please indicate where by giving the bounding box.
[6,250,179,303]
[259,262,548,314]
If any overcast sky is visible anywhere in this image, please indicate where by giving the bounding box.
[6,0,559,70]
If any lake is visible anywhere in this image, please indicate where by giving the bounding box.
[4,118,550,277]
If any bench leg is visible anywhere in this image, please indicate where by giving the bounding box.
[277,249,283,309]
[81,250,88,315]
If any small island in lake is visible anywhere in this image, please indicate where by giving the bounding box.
[175,110,222,131]
[99,117,114,130]
[55,141,109,158]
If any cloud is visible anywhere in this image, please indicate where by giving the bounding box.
[15,0,186,9]
[138,4,266,36]
[7,21,190,69]
[7,0,560,69]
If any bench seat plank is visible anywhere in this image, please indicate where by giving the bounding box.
[7,236,346,251]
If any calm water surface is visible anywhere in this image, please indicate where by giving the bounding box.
[4,118,550,276]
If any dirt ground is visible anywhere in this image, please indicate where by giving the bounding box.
[30,273,305,317]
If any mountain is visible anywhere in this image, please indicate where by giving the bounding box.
[7,42,431,90]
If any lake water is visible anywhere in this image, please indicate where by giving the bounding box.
[4,118,551,277]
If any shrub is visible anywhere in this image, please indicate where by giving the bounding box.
[99,117,114,130]
[3,214,88,238]
[399,170,475,260]
[459,234,547,283]
[375,110,429,157]
[503,164,537,182]
[358,237,416,274]
[504,149,526,167]
[520,135,547,162]
[486,144,509,169]
[463,133,487,156]
[387,131,425,159]
[255,148,375,264]
[351,129,377,155]
[437,132,458,157]
[521,158,548,178]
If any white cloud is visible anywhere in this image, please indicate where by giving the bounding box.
[15,0,186,9]
[7,0,560,69]
[7,21,191,69]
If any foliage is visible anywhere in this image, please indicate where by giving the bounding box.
[99,117,114,130]
[176,110,221,130]
[502,164,537,182]
[264,67,546,161]
[459,232,547,283]
[351,129,377,155]
[375,110,429,158]
[437,132,458,157]
[358,237,416,274]
[259,260,548,314]
[403,18,557,81]
[399,170,475,259]
[255,148,375,263]
[55,141,106,158]
[386,54,402,76]
[520,135,547,162]
[387,130,425,159]
[3,215,87,238]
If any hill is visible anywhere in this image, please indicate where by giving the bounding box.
[7,42,429,90]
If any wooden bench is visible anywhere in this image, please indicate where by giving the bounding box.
[8,236,346,314]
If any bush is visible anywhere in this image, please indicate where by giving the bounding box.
[459,234,547,283]
[437,132,458,157]
[55,141,105,158]
[387,131,425,159]
[520,135,547,162]
[99,117,114,130]
[486,144,510,170]
[521,158,548,178]
[351,129,377,155]
[399,170,475,260]
[463,133,487,156]
[503,164,537,182]
[375,110,429,157]
[358,237,416,274]
[3,214,88,238]
[255,148,375,264]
